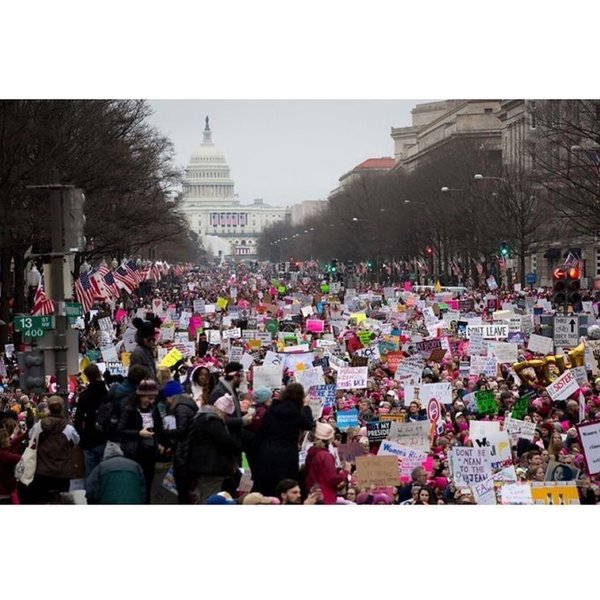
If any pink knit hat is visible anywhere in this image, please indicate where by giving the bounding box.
[214,393,235,415]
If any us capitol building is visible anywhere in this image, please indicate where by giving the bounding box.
[180,117,291,259]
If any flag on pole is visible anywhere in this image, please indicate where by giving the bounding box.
[113,264,137,294]
[563,251,581,271]
[74,271,96,313]
[32,276,55,316]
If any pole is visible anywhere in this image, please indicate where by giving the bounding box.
[49,171,69,411]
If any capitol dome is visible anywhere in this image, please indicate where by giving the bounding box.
[189,118,227,164]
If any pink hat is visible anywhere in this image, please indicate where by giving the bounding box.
[315,421,335,441]
[214,393,235,415]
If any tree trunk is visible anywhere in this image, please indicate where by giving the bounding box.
[13,250,26,313]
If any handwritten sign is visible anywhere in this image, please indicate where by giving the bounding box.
[475,389,498,415]
[388,420,430,452]
[253,365,283,389]
[448,446,492,487]
[355,455,399,487]
[377,440,429,481]
[336,366,368,389]
[576,419,600,475]
[527,334,554,355]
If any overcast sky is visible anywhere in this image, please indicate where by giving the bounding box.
[147,100,432,206]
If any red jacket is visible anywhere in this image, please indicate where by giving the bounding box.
[304,446,347,505]
[0,432,26,497]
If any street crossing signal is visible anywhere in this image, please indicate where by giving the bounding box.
[16,350,45,394]
[552,267,567,309]
[500,241,510,258]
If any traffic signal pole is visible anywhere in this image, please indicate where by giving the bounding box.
[50,179,69,406]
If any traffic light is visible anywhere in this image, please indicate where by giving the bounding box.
[425,247,433,255]
[567,266,582,310]
[552,267,567,310]
[367,260,373,271]
[62,188,86,252]
[331,259,338,273]
[500,241,510,258]
[16,350,46,394]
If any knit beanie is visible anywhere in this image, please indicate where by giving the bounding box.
[214,393,235,415]
[253,386,272,405]
[163,380,184,398]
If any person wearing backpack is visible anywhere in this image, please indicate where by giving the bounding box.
[74,363,109,479]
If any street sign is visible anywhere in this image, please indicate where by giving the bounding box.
[65,302,83,317]
[526,272,537,284]
[13,315,54,337]
[427,398,440,423]
[553,315,579,347]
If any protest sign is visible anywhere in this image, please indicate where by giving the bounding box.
[474,389,498,415]
[420,382,452,406]
[468,331,484,356]
[174,341,196,358]
[354,344,381,364]
[207,330,221,346]
[576,419,600,475]
[100,344,118,363]
[469,355,497,378]
[355,455,399,487]
[336,366,368,389]
[385,351,403,373]
[366,420,392,443]
[296,366,325,390]
[504,417,536,443]
[448,446,492,487]
[395,356,424,384]
[306,319,325,333]
[222,327,242,340]
[310,384,336,410]
[106,361,127,377]
[240,353,254,371]
[415,338,442,356]
[491,342,518,364]
[98,317,113,333]
[528,333,554,355]
[337,443,367,463]
[530,482,580,505]
[253,365,283,389]
[377,440,429,481]
[229,346,244,363]
[500,483,533,505]
[388,420,430,452]
[544,460,580,482]
[336,409,360,431]
[466,323,508,340]
[159,347,183,368]
[545,369,579,401]
[429,348,447,362]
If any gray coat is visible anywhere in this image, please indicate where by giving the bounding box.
[130,344,157,381]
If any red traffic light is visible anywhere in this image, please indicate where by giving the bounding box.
[426,246,433,254]
[567,267,581,280]
[553,267,566,280]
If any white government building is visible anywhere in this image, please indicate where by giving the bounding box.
[180,117,291,258]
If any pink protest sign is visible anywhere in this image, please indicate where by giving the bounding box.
[306,319,325,333]
[115,308,128,322]
[403,281,412,292]
[189,315,203,337]
[449,299,459,310]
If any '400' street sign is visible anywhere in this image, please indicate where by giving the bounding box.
[13,315,54,337]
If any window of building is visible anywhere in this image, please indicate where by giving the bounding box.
[484,108,493,114]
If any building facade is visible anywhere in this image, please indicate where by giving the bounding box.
[180,117,291,258]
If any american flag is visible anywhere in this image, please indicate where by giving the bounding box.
[125,260,144,284]
[103,269,121,298]
[74,271,96,313]
[32,276,55,316]
[113,264,137,294]
[563,251,582,271]
[450,260,463,278]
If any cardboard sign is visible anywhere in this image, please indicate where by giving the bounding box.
[336,366,368,389]
[546,369,579,401]
[355,455,399,487]
[428,348,447,363]
[415,338,442,356]
[337,442,367,463]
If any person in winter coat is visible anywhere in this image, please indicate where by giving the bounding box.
[130,317,161,381]
[0,419,27,504]
[303,422,351,505]
[243,386,272,479]
[73,363,108,478]
[187,393,241,504]
[85,441,146,504]
[252,383,314,497]
[162,380,198,504]
[207,361,252,495]
[117,379,163,503]
[24,396,80,504]
[187,365,213,407]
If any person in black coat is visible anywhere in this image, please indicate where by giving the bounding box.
[162,381,198,504]
[73,363,108,479]
[117,379,163,503]
[252,383,314,497]
[187,394,241,504]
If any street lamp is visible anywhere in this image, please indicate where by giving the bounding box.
[441,187,465,193]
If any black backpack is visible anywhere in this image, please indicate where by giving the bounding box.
[94,384,121,438]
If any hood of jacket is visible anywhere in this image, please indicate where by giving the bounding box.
[41,416,68,434]
[171,394,198,411]
[103,441,124,460]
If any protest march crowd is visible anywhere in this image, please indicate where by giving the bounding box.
[2,257,600,507]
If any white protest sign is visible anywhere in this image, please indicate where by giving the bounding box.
[174,341,196,358]
[466,323,508,339]
[491,342,518,364]
[501,483,533,505]
[354,344,381,364]
[505,417,536,443]
[100,344,118,363]
[448,446,493,487]
[577,420,600,475]
[301,306,313,317]
[296,366,325,390]
[222,327,242,340]
[283,344,310,353]
[388,420,430,453]
[419,382,452,406]
[336,367,368,389]
[468,331,484,356]
[123,327,137,352]
[395,357,424,384]
[253,364,283,389]
[546,369,579,401]
[98,317,113,333]
[193,300,206,314]
[571,366,588,387]
[528,334,554,355]
[469,355,497,377]
[152,298,164,314]
[553,315,579,347]
[159,325,175,343]
[240,353,255,371]
[229,346,244,363]
[377,440,428,480]
[207,330,221,345]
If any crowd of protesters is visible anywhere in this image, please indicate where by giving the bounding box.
[1,257,600,506]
